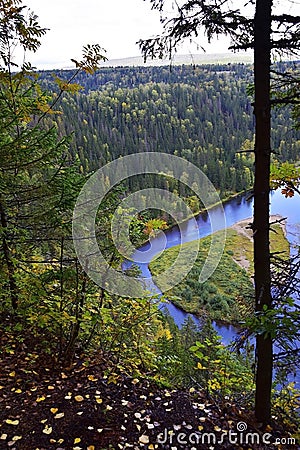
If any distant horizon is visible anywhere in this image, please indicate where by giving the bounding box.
[34,52,255,71]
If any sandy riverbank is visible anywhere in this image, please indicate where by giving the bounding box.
[230,214,287,271]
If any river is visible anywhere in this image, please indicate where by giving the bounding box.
[124,188,300,344]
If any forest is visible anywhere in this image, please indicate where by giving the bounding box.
[42,63,299,197]
[1,0,300,449]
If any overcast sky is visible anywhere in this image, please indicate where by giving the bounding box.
[21,0,233,69]
[23,0,299,70]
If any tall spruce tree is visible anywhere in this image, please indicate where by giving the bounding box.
[0,0,106,310]
[139,0,300,423]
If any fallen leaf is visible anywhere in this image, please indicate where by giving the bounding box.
[139,435,149,444]
[50,408,58,414]
[74,437,81,444]
[132,378,139,385]
[54,412,65,419]
[14,389,22,394]
[87,375,98,381]
[42,425,52,435]
[87,446,95,450]
[12,435,22,441]
[74,395,84,402]
[0,434,8,440]
[6,419,19,426]
[47,385,55,390]
[96,398,103,404]
[106,405,113,410]
[36,396,46,402]
[9,371,16,377]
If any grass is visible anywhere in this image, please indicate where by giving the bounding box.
[149,223,289,323]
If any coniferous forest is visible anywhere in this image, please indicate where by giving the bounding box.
[42,63,299,196]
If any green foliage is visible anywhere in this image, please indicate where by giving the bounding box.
[272,383,300,437]
[190,335,254,396]
[39,63,300,195]
[270,161,300,197]
[143,217,168,236]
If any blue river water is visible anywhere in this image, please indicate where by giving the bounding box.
[124,189,300,345]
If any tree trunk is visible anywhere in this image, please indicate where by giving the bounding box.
[253,0,273,423]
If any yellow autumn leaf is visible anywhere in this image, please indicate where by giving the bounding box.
[197,362,206,370]
[47,385,55,390]
[36,396,46,402]
[54,412,65,419]
[15,389,22,394]
[139,435,149,444]
[12,436,22,441]
[9,371,16,377]
[74,395,84,402]
[87,375,98,381]
[50,408,58,414]
[95,398,103,404]
[6,419,19,426]
[42,426,52,435]
[87,446,95,450]
[74,437,81,443]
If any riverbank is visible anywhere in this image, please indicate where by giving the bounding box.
[149,217,289,323]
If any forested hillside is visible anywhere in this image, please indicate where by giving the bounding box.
[41,63,300,197]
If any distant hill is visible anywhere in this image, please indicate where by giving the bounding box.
[96,52,253,67]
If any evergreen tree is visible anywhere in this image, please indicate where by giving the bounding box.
[138,0,300,423]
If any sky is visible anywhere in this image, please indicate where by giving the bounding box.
[21,0,233,69]
[21,0,299,70]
